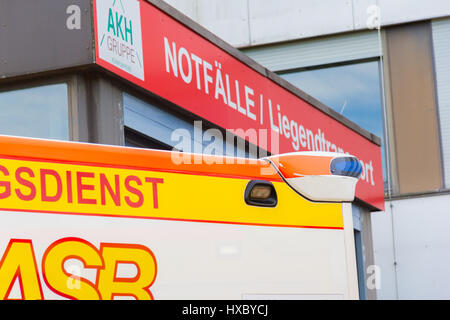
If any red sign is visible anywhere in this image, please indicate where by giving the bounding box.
[93,0,385,211]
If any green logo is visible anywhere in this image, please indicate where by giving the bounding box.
[96,0,144,80]
[107,7,133,45]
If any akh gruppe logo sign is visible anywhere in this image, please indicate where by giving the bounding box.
[95,0,145,80]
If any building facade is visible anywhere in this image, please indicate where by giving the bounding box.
[162,0,450,299]
[0,0,429,300]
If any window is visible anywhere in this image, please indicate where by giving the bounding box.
[125,127,173,150]
[432,18,450,188]
[122,92,252,157]
[280,61,388,188]
[123,92,196,151]
[0,83,69,140]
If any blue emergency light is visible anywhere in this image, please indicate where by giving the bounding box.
[330,157,362,178]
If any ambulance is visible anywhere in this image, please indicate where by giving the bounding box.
[0,134,362,300]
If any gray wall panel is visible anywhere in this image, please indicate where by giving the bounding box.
[0,0,93,78]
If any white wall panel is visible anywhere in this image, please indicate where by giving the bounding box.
[163,0,250,47]
[370,205,398,300]
[391,194,450,299]
[352,0,378,30]
[379,0,450,27]
[163,0,450,48]
[432,18,450,188]
[372,194,450,299]
[247,0,354,46]
[196,0,250,48]
[162,0,198,21]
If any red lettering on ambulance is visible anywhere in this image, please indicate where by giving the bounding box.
[40,169,62,202]
[76,172,97,205]
[15,167,35,201]
[0,165,11,199]
[124,175,143,208]
[100,174,121,206]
